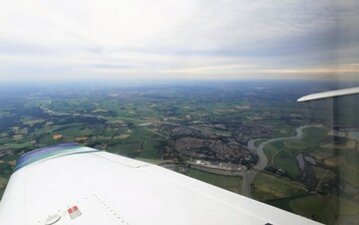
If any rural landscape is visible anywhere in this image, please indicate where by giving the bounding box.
[0,80,358,225]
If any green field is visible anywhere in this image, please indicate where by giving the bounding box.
[187,168,242,194]
[139,138,166,159]
[252,172,307,201]
[106,128,166,160]
[302,127,329,147]
[264,127,329,179]
[0,141,34,151]
[54,125,98,138]
[264,140,301,178]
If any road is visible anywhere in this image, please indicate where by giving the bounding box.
[241,124,324,197]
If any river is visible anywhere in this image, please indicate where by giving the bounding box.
[241,124,324,197]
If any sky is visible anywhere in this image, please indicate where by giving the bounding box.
[0,0,358,81]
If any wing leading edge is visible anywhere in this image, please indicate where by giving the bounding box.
[297,87,359,102]
[0,145,322,225]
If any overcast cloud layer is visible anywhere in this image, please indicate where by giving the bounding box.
[0,0,358,81]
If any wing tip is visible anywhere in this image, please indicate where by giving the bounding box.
[297,96,307,102]
[297,95,314,102]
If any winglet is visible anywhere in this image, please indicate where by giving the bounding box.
[297,87,359,102]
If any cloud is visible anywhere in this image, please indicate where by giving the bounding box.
[0,0,358,81]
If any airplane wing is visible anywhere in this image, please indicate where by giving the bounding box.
[0,143,322,225]
[297,87,359,102]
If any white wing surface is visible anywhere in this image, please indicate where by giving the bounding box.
[0,143,322,225]
[297,87,359,102]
